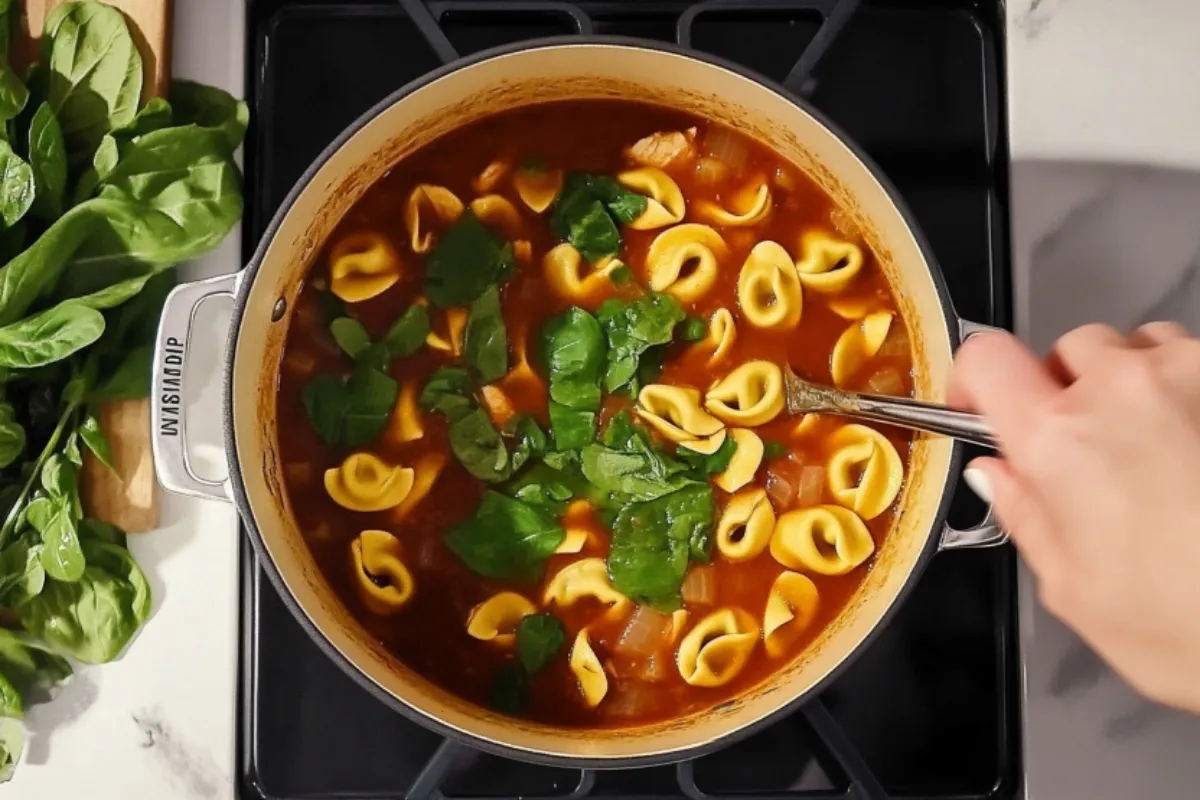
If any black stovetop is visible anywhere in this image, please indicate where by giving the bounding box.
[238,2,1019,798]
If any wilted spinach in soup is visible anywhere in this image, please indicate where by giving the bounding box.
[276,101,915,726]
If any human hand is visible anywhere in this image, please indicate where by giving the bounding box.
[948,323,1200,712]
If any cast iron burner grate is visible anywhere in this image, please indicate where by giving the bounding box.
[238,2,1019,798]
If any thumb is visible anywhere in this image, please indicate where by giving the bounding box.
[963,456,1061,579]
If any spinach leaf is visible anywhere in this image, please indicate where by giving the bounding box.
[424,211,515,308]
[28,103,67,221]
[79,518,126,547]
[0,141,32,228]
[18,538,151,663]
[607,483,715,609]
[515,613,566,674]
[580,442,693,504]
[676,434,738,477]
[448,408,512,482]
[763,440,788,460]
[464,285,508,382]
[26,495,82,583]
[381,303,429,359]
[112,96,173,139]
[548,402,594,451]
[0,534,43,606]
[597,293,685,392]
[0,629,72,698]
[490,662,529,715]
[420,368,534,482]
[329,317,371,360]
[0,303,105,368]
[0,718,21,783]
[169,80,249,155]
[89,344,151,401]
[505,414,548,462]
[512,482,573,515]
[550,173,647,262]
[0,64,27,123]
[0,674,18,717]
[0,402,23,469]
[540,307,605,411]
[583,174,647,224]
[418,366,475,418]
[0,207,99,326]
[78,411,112,470]
[609,265,632,286]
[301,364,398,448]
[443,491,564,582]
[44,1,142,161]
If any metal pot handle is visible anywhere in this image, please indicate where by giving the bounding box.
[939,318,1007,550]
[150,271,240,502]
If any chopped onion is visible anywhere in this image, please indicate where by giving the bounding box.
[632,652,669,683]
[616,606,672,656]
[602,680,662,720]
[878,325,912,358]
[694,156,730,187]
[702,125,749,172]
[282,349,318,377]
[829,207,861,240]
[681,566,717,606]
[766,465,798,509]
[797,465,825,507]
[773,166,797,193]
[865,367,905,397]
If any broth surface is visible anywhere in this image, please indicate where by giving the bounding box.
[276,100,914,727]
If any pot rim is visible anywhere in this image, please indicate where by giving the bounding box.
[223,34,967,768]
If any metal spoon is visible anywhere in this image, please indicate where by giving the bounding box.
[782,366,996,449]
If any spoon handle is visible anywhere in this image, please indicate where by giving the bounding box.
[840,393,997,449]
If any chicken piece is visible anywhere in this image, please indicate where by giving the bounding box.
[624,130,697,170]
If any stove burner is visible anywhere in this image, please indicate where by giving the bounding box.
[239,2,1019,798]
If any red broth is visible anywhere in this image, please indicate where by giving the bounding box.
[275,100,914,727]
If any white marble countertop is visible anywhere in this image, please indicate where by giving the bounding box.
[12,1,1200,797]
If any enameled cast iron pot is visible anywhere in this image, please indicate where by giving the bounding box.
[149,38,1005,767]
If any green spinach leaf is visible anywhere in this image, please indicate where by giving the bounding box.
[0,402,23,469]
[89,344,151,401]
[0,206,100,326]
[676,434,738,477]
[301,364,398,449]
[0,629,72,698]
[490,662,529,715]
[515,613,566,674]
[27,496,82,583]
[540,307,605,410]
[0,303,105,368]
[763,440,788,460]
[550,173,647,262]
[0,718,22,783]
[0,141,32,228]
[381,303,429,359]
[444,491,564,582]
[329,316,371,360]
[28,103,67,221]
[0,64,27,124]
[464,285,508,382]
[0,534,44,606]
[512,482,573,515]
[597,293,685,392]
[580,442,693,504]
[548,402,594,451]
[169,80,248,155]
[78,411,112,469]
[424,211,514,308]
[420,368,536,482]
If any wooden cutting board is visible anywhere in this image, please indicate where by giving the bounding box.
[24,0,175,533]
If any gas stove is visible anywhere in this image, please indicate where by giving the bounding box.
[238,2,1019,798]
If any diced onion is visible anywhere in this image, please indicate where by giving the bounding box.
[602,680,661,719]
[633,652,669,683]
[681,566,716,606]
[616,606,672,656]
[878,326,912,358]
[702,125,749,172]
[282,349,317,377]
[766,454,809,510]
[773,167,797,193]
[865,367,905,397]
[694,156,730,187]
[797,465,825,507]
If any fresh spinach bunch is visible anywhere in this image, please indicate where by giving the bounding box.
[0,0,248,782]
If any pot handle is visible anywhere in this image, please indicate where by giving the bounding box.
[150,271,239,502]
[939,318,1007,550]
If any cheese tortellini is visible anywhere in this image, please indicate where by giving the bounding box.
[637,384,725,452]
[762,572,820,657]
[695,308,737,367]
[329,232,402,303]
[569,629,608,708]
[794,230,863,293]
[713,429,764,493]
[543,558,632,616]
[770,505,875,576]
[705,361,785,427]
[391,453,446,522]
[826,424,903,520]
[350,530,414,615]
[617,167,685,230]
[469,194,525,240]
[543,243,620,303]
[325,452,415,512]
[389,379,424,444]
[467,592,537,645]
[696,181,772,227]
[737,241,803,330]
[676,608,759,687]
[645,223,727,302]
[514,164,564,213]
[716,487,775,562]
[404,184,464,253]
[830,311,894,388]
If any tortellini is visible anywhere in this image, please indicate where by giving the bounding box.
[416,297,468,354]
[469,194,524,240]
[543,243,619,303]
[514,164,564,213]
[831,311,894,388]
[770,505,874,576]
[391,453,446,522]
[325,452,414,512]
[645,224,727,303]
[762,571,820,657]
[389,379,423,444]
[716,487,775,562]
[713,429,764,493]
[472,158,510,194]
[569,629,608,708]
[705,361,785,427]
[350,530,414,615]
[794,230,863,293]
[637,384,725,451]
[329,232,402,303]
[737,241,802,330]
[543,558,632,616]
[696,181,772,227]
[676,608,759,687]
[617,167,685,230]
[695,309,737,367]
[555,526,589,554]
[404,184,464,253]
[466,592,536,645]
[826,424,903,520]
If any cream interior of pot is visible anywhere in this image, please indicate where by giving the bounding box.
[230,43,956,761]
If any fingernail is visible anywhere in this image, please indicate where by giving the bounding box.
[963,466,992,503]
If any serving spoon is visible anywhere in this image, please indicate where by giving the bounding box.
[782,366,996,449]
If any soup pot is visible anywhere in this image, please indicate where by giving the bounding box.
[150,38,1005,767]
